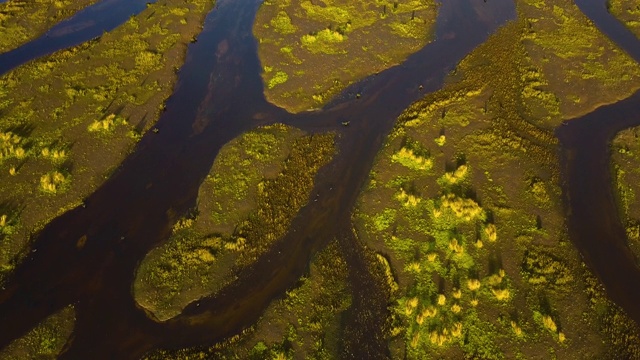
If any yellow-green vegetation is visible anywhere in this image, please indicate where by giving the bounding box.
[519,0,640,121]
[608,0,640,38]
[253,0,438,112]
[611,126,640,264]
[0,0,98,54]
[133,125,335,321]
[87,114,128,134]
[584,271,640,359]
[355,1,640,357]
[144,240,352,359]
[0,0,216,284]
[0,305,75,359]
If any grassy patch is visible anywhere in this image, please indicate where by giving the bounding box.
[253,0,438,112]
[0,0,216,284]
[0,305,75,359]
[519,0,640,120]
[133,125,335,321]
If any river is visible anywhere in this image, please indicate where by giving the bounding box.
[0,0,156,75]
[0,0,638,358]
[559,0,640,325]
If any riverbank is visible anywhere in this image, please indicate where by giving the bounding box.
[608,0,640,38]
[0,0,215,285]
[0,305,75,359]
[610,128,640,263]
[0,0,98,54]
[253,0,438,113]
[133,125,335,321]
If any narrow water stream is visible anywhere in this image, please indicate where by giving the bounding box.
[0,0,156,75]
[557,90,640,324]
[558,0,640,325]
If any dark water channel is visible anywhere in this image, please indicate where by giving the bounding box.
[1,0,639,358]
[558,0,640,325]
[0,0,156,75]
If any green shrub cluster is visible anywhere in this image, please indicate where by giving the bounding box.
[521,248,573,289]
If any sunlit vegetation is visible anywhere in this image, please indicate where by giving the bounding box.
[0,0,98,54]
[608,0,640,38]
[354,0,640,357]
[0,0,216,284]
[391,140,433,172]
[39,170,69,194]
[253,0,438,112]
[0,305,75,359]
[87,114,127,134]
[144,240,352,360]
[519,0,640,121]
[134,125,335,321]
[521,248,573,289]
[611,126,640,264]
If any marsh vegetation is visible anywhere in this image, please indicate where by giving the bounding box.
[608,0,640,37]
[353,0,640,357]
[253,0,438,112]
[612,126,640,265]
[0,0,215,284]
[0,0,98,54]
[1,0,639,357]
[144,240,352,359]
[134,125,335,321]
[0,305,75,359]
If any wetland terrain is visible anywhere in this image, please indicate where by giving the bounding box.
[1,0,640,359]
